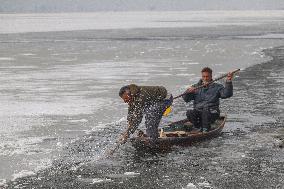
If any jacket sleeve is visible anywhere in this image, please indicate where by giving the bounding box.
[127,100,144,134]
[219,81,233,99]
[182,90,195,103]
[182,82,199,103]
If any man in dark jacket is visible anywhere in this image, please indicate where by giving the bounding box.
[183,67,234,132]
[119,84,171,143]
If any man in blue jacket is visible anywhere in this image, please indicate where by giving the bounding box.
[183,67,234,132]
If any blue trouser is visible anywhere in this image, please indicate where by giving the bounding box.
[144,102,165,140]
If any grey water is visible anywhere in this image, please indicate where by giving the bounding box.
[0,11,283,188]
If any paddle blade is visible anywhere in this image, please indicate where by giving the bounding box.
[163,106,172,116]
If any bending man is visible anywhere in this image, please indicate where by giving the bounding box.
[119,84,171,143]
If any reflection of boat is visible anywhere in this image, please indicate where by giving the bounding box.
[130,115,227,152]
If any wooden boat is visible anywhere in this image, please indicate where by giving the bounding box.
[130,115,227,152]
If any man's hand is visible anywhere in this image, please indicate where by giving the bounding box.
[186,87,197,94]
[226,72,234,81]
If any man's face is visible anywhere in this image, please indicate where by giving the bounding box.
[202,71,212,83]
[121,91,131,104]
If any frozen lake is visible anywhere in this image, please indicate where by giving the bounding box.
[0,11,283,188]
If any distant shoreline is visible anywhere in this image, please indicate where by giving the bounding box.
[1,9,284,14]
[0,10,283,34]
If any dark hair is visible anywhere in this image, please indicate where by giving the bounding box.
[119,85,130,97]
[201,67,212,75]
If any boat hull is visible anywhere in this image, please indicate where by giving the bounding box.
[130,115,226,152]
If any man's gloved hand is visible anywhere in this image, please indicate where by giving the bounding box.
[186,87,197,93]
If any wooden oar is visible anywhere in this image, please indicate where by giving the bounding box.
[173,69,240,100]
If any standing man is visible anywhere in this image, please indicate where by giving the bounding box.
[183,67,234,132]
[119,84,172,143]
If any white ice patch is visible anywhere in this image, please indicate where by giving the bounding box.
[59,58,78,62]
[0,136,55,156]
[156,73,172,76]
[87,117,126,134]
[3,65,36,69]
[214,63,223,66]
[19,53,36,56]
[90,123,109,132]
[0,98,107,116]
[250,51,263,56]
[0,179,7,187]
[117,116,127,123]
[92,178,112,183]
[104,172,140,179]
[137,72,150,76]
[183,183,198,189]
[124,172,140,176]
[78,177,113,184]
[182,62,200,65]
[68,119,89,123]
[12,170,36,181]
[32,158,52,172]
[176,73,194,76]
[0,57,15,61]
[197,181,212,188]
[238,33,284,39]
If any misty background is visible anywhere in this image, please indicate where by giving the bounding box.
[1,0,284,13]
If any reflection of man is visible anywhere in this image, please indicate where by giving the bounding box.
[119,84,170,143]
[183,67,234,132]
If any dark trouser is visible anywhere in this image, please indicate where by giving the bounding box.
[186,109,220,131]
[144,102,165,140]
